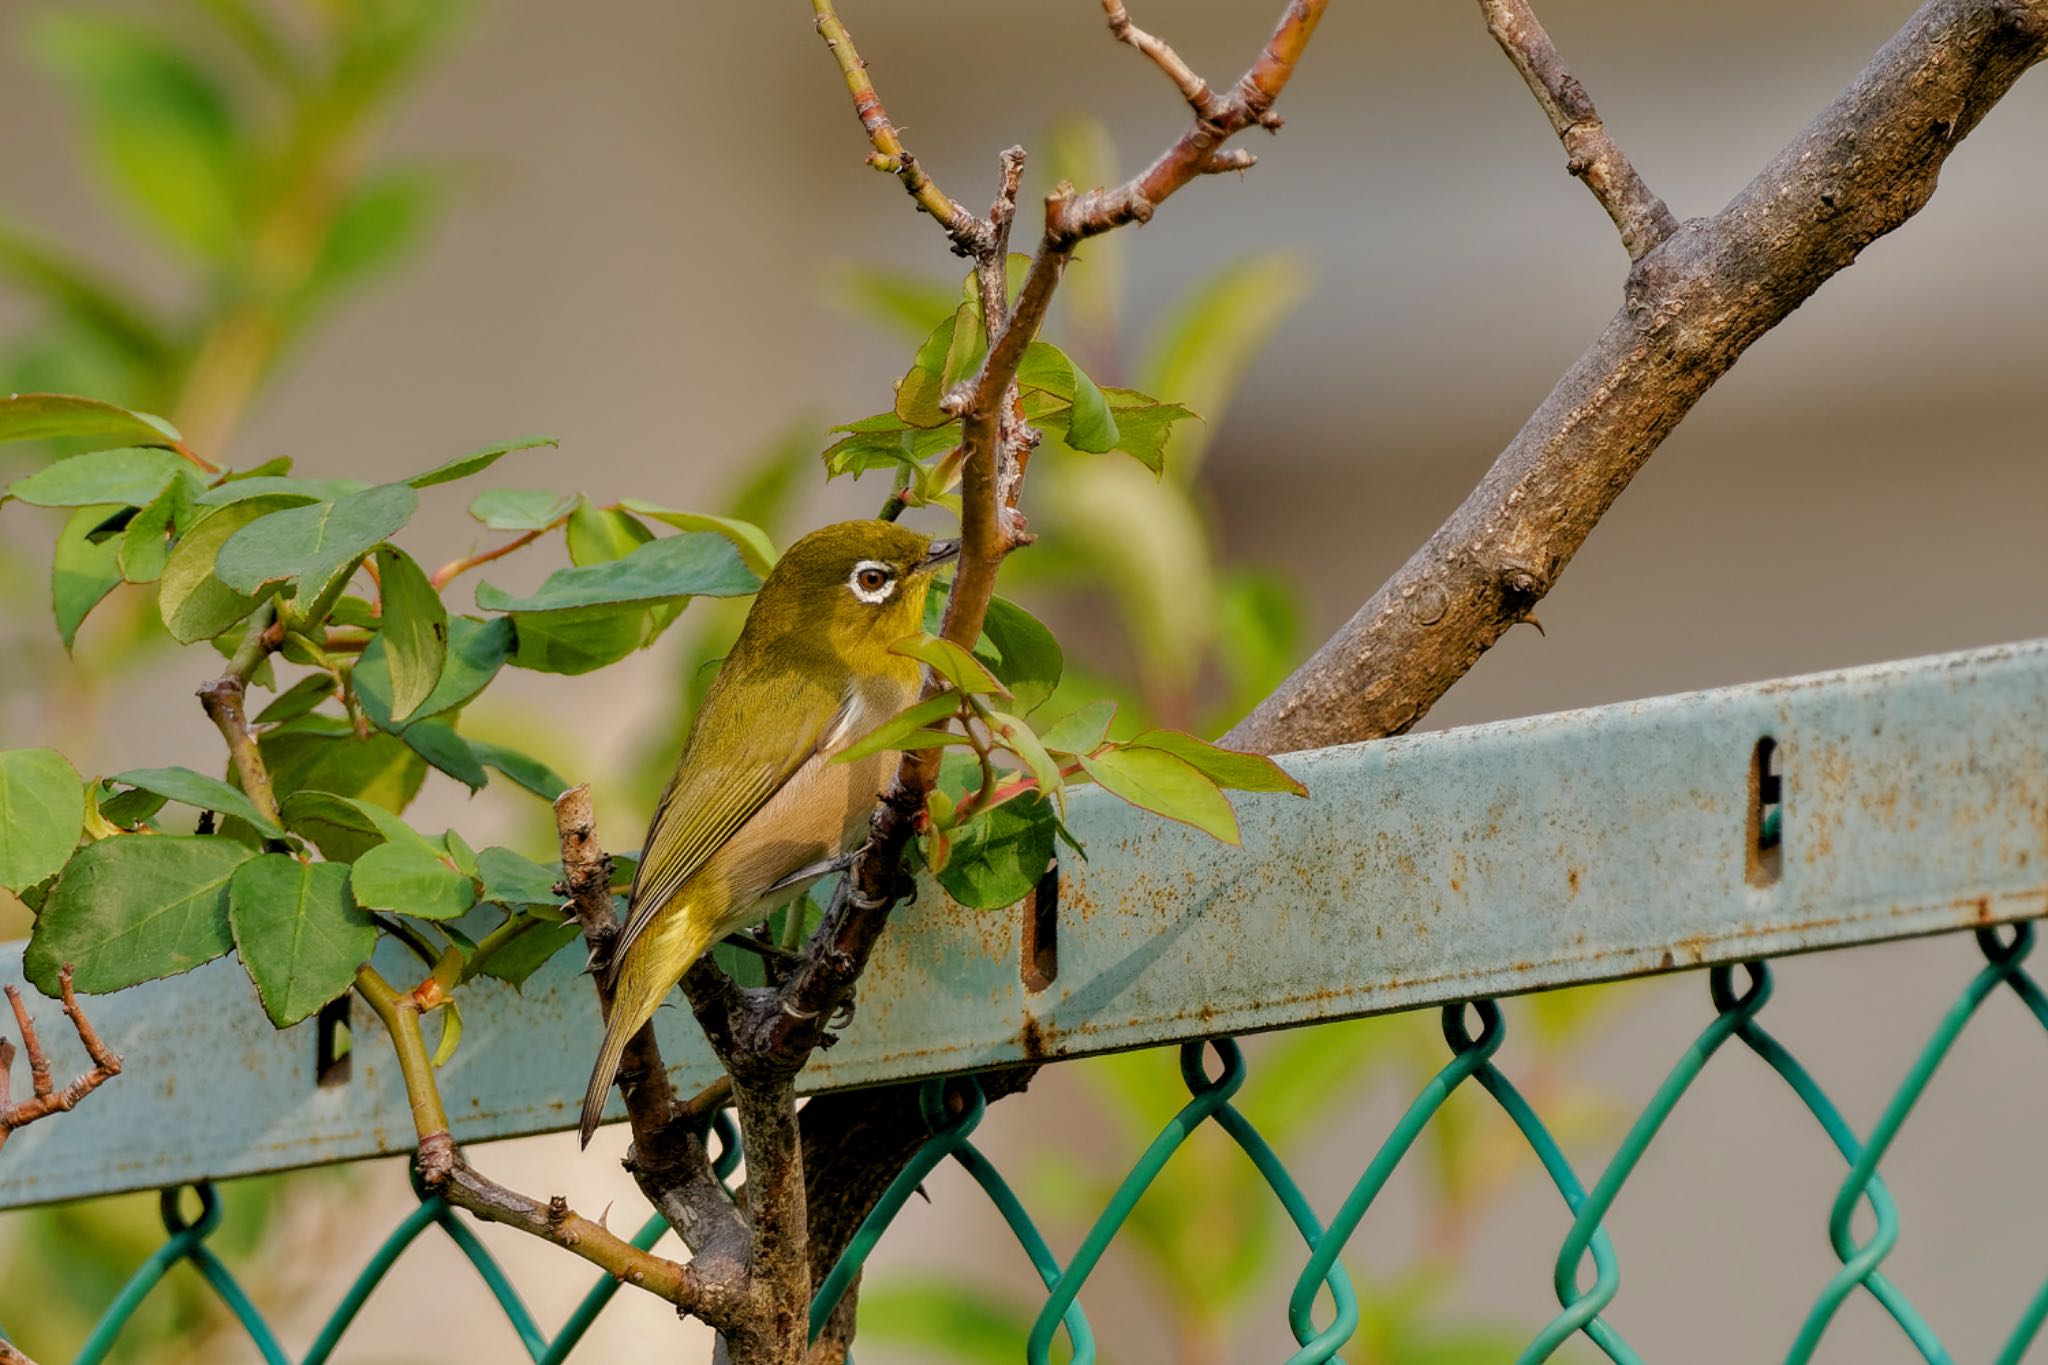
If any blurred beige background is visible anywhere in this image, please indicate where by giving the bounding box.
[3,0,2046,1361]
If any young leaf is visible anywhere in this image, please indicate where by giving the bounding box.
[401,719,488,791]
[820,416,960,481]
[1016,343,1118,453]
[116,468,203,583]
[277,790,387,862]
[373,544,447,725]
[109,765,287,839]
[229,856,374,1028]
[432,998,463,1067]
[254,673,336,725]
[617,500,778,577]
[94,781,167,830]
[565,496,653,566]
[978,598,1063,712]
[895,306,983,428]
[1078,746,1240,844]
[7,446,187,508]
[159,492,317,642]
[0,392,180,449]
[0,749,84,892]
[52,503,124,649]
[1037,699,1117,756]
[354,615,511,731]
[937,794,1056,910]
[24,835,254,994]
[442,827,479,880]
[890,634,1009,696]
[214,483,419,611]
[469,487,576,531]
[1024,386,1198,475]
[476,532,760,613]
[406,436,556,490]
[350,833,476,921]
[990,712,1064,807]
[477,846,563,911]
[469,741,571,801]
[1126,730,1307,796]
[834,691,964,764]
[476,917,580,990]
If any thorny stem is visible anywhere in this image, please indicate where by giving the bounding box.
[198,601,283,827]
[0,966,122,1155]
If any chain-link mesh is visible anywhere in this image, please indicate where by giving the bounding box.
[12,921,2046,1364]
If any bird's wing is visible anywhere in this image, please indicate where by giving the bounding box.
[609,659,846,978]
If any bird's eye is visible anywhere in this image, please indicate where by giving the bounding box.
[848,560,896,604]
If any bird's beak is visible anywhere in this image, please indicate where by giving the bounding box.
[921,539,961,569]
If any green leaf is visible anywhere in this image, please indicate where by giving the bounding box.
[476,917,580,990]
[1037,699,1117,756]
[261,719,427,813]
[978,597,1062,712]
[277,790,386,862]
[25,835,254,994]
[158,493,316,643]
[477,531,760,613]
[51,504,124,649]
[401,719,488,791]
[372,544,447,725]
[307,164,448,302]
[116,468,204,583]
[109,765,287,839]
[890,634,1008,696]
[94,781,167,830]
[469,740,571,801]
[442,827,478,880]
[1017,343,1118,453]
[229,857,373,1028]
[354,615,511,731]
[351,834,476,921]
[564,497,653,567]
[834,691,964,764]
[937,794,1055,910]
[27,12,243,261]
[0,749,85,892]
[820,415,960,481]
[504,607,647,675]
[407,436,557,490]
[253,673,336,725]
[468,487,575,531]
[0,392,180,449]
[617,500,778,578]
[193,475,366,507]
[6,446,188,507]
[1078,746,1239,843]
[1127,730,1307,796]
[214,484,419,620]
[431,997,463,1067]
[895,306,984,428]
[990,712,1063,806]
[477,846,563,910]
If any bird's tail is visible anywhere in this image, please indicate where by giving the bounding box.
[578,911,716,1147]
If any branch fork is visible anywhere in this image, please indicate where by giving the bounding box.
[0,966,121,1155]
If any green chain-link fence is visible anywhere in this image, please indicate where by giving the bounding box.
[9,918,2044,1364]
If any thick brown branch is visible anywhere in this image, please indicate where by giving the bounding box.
[810,0,985,255]
[1479,0,1678,259]
[0,967,121,1154]
[1231,0,2048,756]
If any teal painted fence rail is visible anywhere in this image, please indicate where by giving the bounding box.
[4,638,2047,1360]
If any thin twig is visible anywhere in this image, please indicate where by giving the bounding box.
[197,601,282,826]
[0,967,122,1155]
[430,523,556,591]
[1478,0,1678,260]
[810,0,985,255]
[1102,1,1216,115]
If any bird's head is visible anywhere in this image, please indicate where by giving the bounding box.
[750,519,959,671]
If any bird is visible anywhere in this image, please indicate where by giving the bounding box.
[579,519,959,1146]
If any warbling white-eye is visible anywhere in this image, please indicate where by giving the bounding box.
[579,519,959,1145]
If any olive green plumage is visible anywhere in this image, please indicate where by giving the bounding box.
[579,519,956,1146]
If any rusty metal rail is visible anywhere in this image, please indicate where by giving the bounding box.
[3,637,2045,1210]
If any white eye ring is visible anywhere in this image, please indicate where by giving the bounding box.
[848,560,897,604]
